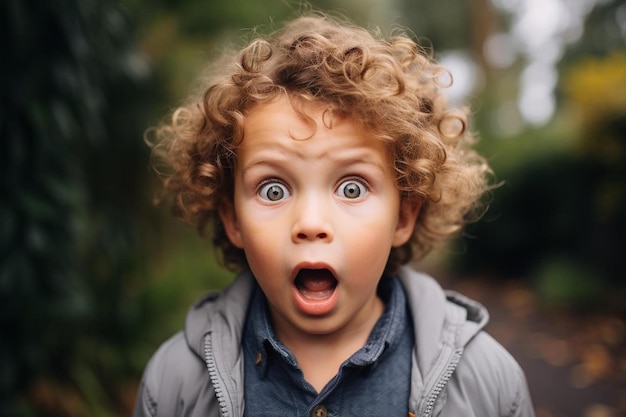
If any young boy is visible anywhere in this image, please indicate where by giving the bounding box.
[134,14,535,417]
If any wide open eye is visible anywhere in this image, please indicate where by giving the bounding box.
[336,179,367,199]
[258,181,290,202]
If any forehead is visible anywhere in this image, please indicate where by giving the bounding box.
[240,97,390,162]
[244,97,349,138]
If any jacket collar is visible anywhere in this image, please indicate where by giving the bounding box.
[396,266,488,375]
[396,266,489,414]
[184,269,256,361]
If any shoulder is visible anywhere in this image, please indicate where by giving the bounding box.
[133,272,255,417]
[446,332,535,417]
[144,331,207,388]
[134,332,220,417]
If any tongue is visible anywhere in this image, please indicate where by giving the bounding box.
[296,269,336,299]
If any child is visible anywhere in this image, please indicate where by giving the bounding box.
[134,13,535,417]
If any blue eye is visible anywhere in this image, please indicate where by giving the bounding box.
[259,182,290,202]
[336,179,367,199]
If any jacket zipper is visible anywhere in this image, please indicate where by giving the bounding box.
[420,348,463,417]
[204,333,230,417]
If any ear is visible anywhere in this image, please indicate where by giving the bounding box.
[218,200,244,249]
[392,198,421,247]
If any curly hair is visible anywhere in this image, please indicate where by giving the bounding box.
[149,13,492,273]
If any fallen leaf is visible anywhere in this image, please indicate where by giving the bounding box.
[582,344,613,379]
[582,403,617,417]
[535,406,557,417]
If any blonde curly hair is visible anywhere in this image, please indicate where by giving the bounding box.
[150,14,492,273]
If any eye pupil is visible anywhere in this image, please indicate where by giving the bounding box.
[344,182,360,198]
[337,180,367,200]
[259,181,290,202]
[266,185,284,201]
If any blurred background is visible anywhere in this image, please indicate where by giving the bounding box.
[1,0,624,416]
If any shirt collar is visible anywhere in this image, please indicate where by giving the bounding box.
[245,276,409,378]
[348,276,407,366]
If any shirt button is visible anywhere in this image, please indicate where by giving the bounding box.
[311,405,327,417]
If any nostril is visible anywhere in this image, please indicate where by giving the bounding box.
[295,231,329,241]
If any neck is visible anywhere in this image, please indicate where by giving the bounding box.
[273,296,385,392]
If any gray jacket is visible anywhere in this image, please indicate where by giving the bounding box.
[134,267,535,417]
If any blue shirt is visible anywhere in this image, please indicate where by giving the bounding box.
[242,276,414,417]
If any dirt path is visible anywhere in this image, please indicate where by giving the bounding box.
[444,276,626,417]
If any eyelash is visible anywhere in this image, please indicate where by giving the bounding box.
[256,178,290,202]
[336,176,370,199]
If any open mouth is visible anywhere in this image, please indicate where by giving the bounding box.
[294,268,338,300]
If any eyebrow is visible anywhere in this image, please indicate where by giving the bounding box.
[240,147,388,175]
[240,149,293,175]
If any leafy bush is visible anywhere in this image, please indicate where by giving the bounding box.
[450,51,626,313]
[0,0,158,415]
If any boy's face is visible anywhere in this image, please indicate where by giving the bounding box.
[220,97,419,341]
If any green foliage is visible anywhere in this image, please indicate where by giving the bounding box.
[153,0,298,36]
[452,145,599,275]
[562,0,626,61]
[450,48,626,312]
[533,257,604,311]
[397,0,471,50]
[441,0,626,312]
[0,0,161,415]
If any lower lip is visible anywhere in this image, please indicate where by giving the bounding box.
[292,284,339,316]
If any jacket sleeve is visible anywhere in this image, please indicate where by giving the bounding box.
[508,363,535,417]
[133,334,185,417]
[133,376,157,417]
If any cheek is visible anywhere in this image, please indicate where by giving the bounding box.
[238,219,282,264]
[362,201,401,235]
[343,217,395,257]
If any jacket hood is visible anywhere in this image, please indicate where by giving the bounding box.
[184,270,256,362]
[396,266,489,380]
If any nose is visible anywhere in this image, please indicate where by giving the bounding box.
[291,197,333,243]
